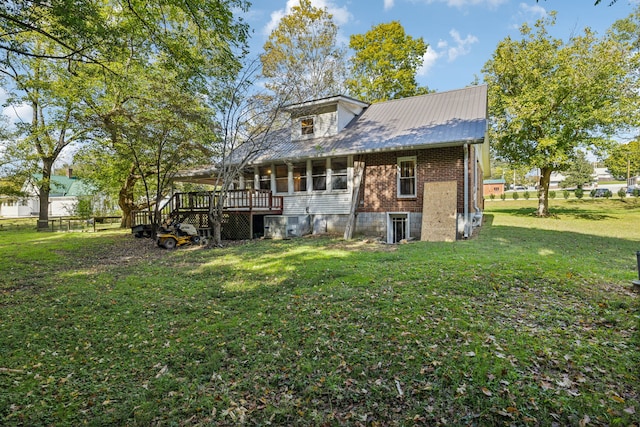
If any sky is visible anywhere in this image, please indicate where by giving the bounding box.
[241,0,640,93]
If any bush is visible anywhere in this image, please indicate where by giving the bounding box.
[489,193,495,200]
[512,191,519,200]
[575,188,584,199]
[523,191,530,200]
[563,190,570,199]
[500,193,506,200]
[549,190,556,199]
[634,189,640,198]
[618,188,626,199]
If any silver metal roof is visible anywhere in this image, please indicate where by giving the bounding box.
[249,85,487,164]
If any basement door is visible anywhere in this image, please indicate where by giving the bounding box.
[387,212,409,244]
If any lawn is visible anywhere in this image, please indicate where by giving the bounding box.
[1,199,638,426]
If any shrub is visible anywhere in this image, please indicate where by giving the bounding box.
[500,193,506,200]
[549,190,556,199]
[563,190,570,199]
[618,188,626,199]
[489,193,496,200]
[634,189,640,198]
[512,191,519,200]
[523,191,530,200]
[575,188,584,199]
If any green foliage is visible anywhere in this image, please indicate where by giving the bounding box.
[523,190,530,200]
[605,140,640,179]
[346,21,430,103]
[72,197,94,219]
[489,193,495,200]
[500,193,506,200]
[618,188,626,198]
[0,199,638,425]
[512,191,519,200]
[575,188,584,199]
[563,190,570,199]
[562,151,595,189]
[483,12,639,216]
[549,190,556,199]
[261,0,346,103]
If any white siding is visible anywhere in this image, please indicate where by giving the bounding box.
[282,192,352,215]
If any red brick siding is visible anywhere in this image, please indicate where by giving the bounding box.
[359,146,467,213]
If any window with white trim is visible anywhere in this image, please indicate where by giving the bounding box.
[301,117,314,136]
[312,159,326,191]
[275,164,288,193]
[293,162,307,192]
[330,157,348,190]
[397,156,416,197]
[258,166,271,190]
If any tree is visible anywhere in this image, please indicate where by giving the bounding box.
[0,0,250,76]
[482,13,638,216]
[1,36,89,229]
[261,0,346,103]
[346,21,430,103]
[604,140,640,179]
[206,60,288,246]
[561,151,594,189]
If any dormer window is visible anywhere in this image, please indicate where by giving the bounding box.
[301,117,314,136]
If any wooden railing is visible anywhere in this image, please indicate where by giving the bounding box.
[131,190,283,227]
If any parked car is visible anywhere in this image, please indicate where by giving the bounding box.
[590,188,612,198]
[627,186,640,197]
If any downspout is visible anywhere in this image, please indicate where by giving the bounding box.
[463,144,470,238]
[473,147,482,226]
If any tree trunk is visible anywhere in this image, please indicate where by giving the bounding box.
[537,167,552,217]
[37,159,53,231]
[118,166,139,228]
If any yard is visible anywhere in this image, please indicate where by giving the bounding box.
[0,199,638,426]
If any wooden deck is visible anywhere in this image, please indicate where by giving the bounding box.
[131,190,283,231]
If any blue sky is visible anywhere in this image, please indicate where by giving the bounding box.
[242,0,640,92]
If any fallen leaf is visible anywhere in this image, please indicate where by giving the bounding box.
[481,387,492,396]
[579,414,590,427]
[623,407,635,414]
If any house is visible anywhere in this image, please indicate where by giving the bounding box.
[0,170,96,218]
[174,85,490,242]
[483,179,505,196]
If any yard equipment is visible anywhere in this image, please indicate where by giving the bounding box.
[156,220,200,249]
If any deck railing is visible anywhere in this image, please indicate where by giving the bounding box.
[131,190,283,227]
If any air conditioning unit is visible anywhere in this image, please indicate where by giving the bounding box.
[264,215,311,239]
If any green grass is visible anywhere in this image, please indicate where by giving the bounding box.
[1,199,638,426]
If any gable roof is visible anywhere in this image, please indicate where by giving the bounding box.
[249,85,488,164]
[31,174,95,197]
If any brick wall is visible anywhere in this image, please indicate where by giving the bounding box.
[359,147,465,214]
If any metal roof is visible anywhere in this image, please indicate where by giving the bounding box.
[249,85,488,164]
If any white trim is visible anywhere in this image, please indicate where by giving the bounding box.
[386,212,410,243]
[397,156,417,198]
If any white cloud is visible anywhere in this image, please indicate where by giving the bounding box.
[446,29,478,61]
[3,103,32,124]
[263,0,353,35]
[384,0,395,10]
[418,45,440,76]
[418,29,478,75]
[519,2,547,18]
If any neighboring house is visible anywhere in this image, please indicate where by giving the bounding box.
[176,85,490,242]
[549,172,566,189]
[483,179,505,196]
[0,170,96,218]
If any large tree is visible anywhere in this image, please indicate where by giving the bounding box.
[261,0,346,103]
[605,140,640,179]
[346,21,430,103]
[561,151,594,189]
[483,12,638,216]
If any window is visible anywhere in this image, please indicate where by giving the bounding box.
[387,213,409,243]
[275,164,288,193]
[312,159,326,191]
[397,156,416,197]
[293,163,307,192]
[301,118,314,136]
[330,157,348,190]
[259,166,271,190]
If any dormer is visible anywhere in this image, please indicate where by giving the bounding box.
[284,95,369,141]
